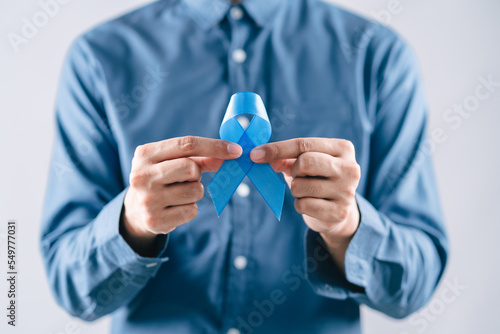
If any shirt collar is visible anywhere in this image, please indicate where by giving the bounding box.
[182,0,285,29]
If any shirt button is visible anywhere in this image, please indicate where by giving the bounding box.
[233,255,248,270]
[236,183,250,197]
[230,7,244,20]
[232,49,247,63]
[227,329,240,334]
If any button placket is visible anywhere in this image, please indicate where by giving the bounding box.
[236,183,250,197]
[223,7,257,332]
[234,255,248,270]
[230,6,244,21]
[232,49,247,63]
[227,5,252,91]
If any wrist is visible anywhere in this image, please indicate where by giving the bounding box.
[120,204,158,257]
[320,200,360,251]
[122,190,157,239]
[122,212,156,240]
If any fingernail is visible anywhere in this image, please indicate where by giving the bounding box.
[228,143,242,155]
[251,149,265,161]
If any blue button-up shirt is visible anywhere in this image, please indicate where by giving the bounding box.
[41,0,449,333]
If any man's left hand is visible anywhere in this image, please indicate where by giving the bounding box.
[250,138,361,273]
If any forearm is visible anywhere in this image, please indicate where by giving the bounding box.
[42,190,169,321]
[119,202,162,258]
[319,200,361,275]
[305,194,447,318]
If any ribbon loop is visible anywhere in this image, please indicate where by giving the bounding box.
[208,92,285,220]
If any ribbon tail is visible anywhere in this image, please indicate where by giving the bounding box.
[208,160,246,216]
[247,163,285,220]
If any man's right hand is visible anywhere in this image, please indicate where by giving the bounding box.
[121,136,242,256]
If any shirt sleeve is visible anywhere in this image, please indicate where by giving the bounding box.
[305,29,449,319]
[40,36,169,321]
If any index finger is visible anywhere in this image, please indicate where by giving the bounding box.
[250,138,355,163]
[136,136,242,163]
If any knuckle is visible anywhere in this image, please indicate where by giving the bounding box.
[344,186,357,199]
[182,204,198,222]
[177,136,197,153]
[295,198,311,214]
[184,159,200,180]
[343,162,361,179]
[268,144,280,160]
[217,140,230,154]
[157,164,168,182]
[294,199,303,214]
[128,173,139,187]
[352,163,361,178]
[290,179,300,197]
[327,158,337,174]
[193,182,205,201]
[302,199,313,212]
[336,205,350,222]
[138,193,154,209]
[144,215,158,231]
[297,138,311,153]
[339,139,355,153]
[134,144,149,159]
[129,168,148,187]
[297,155,311,174]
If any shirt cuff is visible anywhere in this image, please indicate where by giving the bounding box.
[305,193,386,300]
[92,188,170,277]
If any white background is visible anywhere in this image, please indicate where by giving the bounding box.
[1,0,499,333]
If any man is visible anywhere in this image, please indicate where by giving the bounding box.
[41,0,448,333]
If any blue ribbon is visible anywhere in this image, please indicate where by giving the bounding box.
[208,92,285,220]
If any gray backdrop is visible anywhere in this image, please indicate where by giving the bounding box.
[1,0,499,333]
